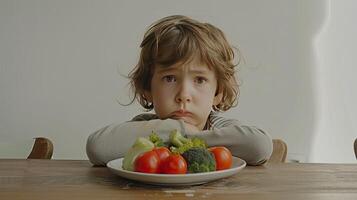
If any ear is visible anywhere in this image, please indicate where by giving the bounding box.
[144,90,153,102]
[213,91,223,106]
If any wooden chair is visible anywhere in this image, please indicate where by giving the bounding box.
[27,137,53,159]
[354,138,357,159]
[268,139,288,163]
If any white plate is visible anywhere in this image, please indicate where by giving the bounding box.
[107,157,246,186]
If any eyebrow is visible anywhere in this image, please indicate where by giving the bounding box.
[189,69,211,75]
[156,67,177,74]
[156,66,211,75]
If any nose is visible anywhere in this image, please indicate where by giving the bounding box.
[175,82,192,103]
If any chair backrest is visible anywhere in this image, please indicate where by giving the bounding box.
[354,138,357,159]
[268,139,288,163]
[27,137,53,159]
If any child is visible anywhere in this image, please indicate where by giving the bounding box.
[86,15,272,166]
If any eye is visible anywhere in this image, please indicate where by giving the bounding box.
[162,75,176,83]
[195,76,208,84]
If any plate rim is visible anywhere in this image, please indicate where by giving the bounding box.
[106,156,246,185]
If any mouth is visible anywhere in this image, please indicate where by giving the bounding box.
[170,110,193,118]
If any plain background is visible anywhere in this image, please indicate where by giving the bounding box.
[0,0,356,163]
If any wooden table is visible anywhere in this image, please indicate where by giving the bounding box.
[1,159,357,200]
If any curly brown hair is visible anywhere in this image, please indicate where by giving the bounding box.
[128,15,239,111]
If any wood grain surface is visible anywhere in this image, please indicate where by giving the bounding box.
[1,159,357,200]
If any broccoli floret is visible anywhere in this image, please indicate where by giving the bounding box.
[122,137,154,171]
[169,129,190,147]
[182,147,216,173]
[191,137,207,148]
[149,131,164,147]
[169,141,195,154]
[169,130,207,154]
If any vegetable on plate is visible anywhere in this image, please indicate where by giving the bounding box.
[134,150,160,173]
[122,137,154,171]
[152,147,171,162]
[169,130,207,154]
[160,154,187,174]
[122,130,234,174]
[182,147,216,173]
[208,146,233,170]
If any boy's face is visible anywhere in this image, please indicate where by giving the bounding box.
[145,58,222,130]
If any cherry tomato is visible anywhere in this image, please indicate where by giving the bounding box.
[152,147,171,173]
[161,154,187,174]
[208,146,233,170]
[152,147,171,162]
[134,150,160,173]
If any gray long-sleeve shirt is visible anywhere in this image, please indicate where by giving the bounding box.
[86,112,273,166]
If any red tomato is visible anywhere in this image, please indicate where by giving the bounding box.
[153,147,171,162]
[134,150,160,173]
[152,147,171,173]
[208,146,233,170]
[161,154,187,174]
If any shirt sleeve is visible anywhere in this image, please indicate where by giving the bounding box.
[86,117,186,166]
[185,116,273,166]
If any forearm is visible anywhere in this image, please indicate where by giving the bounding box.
[186,125,273,165]
[86,119,185,166]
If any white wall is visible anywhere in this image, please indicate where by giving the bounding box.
[0,0,355,163]
[310,0,357,163]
